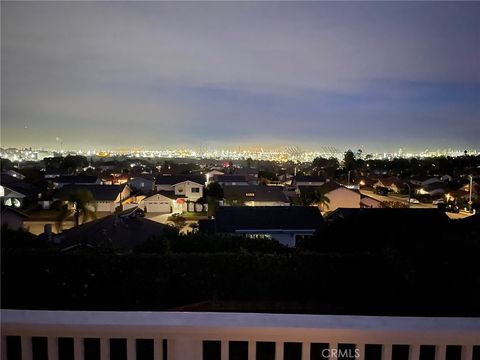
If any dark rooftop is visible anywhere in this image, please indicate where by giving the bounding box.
[155,174,204,185]
[55,175,100,184]
[326,207,450,223]
[54,184,126,201]
[213,206,324,232]
[53,209,168,251]
[223,185,289,203]
[293,175,326,183]
[0,173,39,196]
[214,175,248,183]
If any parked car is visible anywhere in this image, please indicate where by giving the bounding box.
[374,186,389,196]
[432,199,444,205]
[409,198,420,204]
[445,204,460,213]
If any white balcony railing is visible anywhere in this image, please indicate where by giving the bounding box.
[1,309,479,360]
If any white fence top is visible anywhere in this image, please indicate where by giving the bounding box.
[2,309,480,332]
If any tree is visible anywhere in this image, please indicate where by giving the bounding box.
[297,188,330,210]
[205,182,224,200]
[315,190,331,211]
[57,188,97,230]
[60,155,88,172]
[344,150,356,171]
[0,158,13,171]
[258,170,277,185]
[246,157,253,168]
[205,182,224,217]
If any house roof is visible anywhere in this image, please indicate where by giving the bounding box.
[360,194,382,202]
[0,173,39,197]
[53,209,168,251]
[0,204,28,218]
[424,182,449,192]
[410,175,436,182]
[213,206,324,232]
[326,207,450,225]
[130,174,156,182]
[54,184,127,201]
[223,185,289,203]
[155,175,204,186]
[214,175,248,183]
[55,175,100,184]
[318,181,344,193]
[143,191,186,200]
[377,177,403,187]
[293,175,326,183]
[298,182,354,195]
[449,190,470,199]
[233,168,258,176]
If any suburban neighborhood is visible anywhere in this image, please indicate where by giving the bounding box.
[1,151,478,248]
[2,1,480,358]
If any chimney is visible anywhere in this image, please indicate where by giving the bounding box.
[44,224,52,242]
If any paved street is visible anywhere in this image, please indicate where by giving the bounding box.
[361,190,474,219]
[361,190,436,209]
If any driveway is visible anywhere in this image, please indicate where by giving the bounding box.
[146,213,172,225]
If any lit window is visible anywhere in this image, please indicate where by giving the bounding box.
[245,193,255,197]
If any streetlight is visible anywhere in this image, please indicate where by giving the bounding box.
[406,183,412,208]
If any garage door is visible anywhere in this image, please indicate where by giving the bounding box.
[145,201,170,213]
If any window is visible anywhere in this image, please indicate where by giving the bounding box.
[229,341,248,360]
[192,187,200,193]
[203,341,221,360]
[246,234,272,239]
[245,193,255,197]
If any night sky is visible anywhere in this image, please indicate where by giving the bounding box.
[1,2,479,152]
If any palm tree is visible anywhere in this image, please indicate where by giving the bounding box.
[57,188,97,230]
[298,188,330,211]
[314,189,330,212]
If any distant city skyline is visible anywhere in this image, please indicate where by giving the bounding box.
[2,2,479,152]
